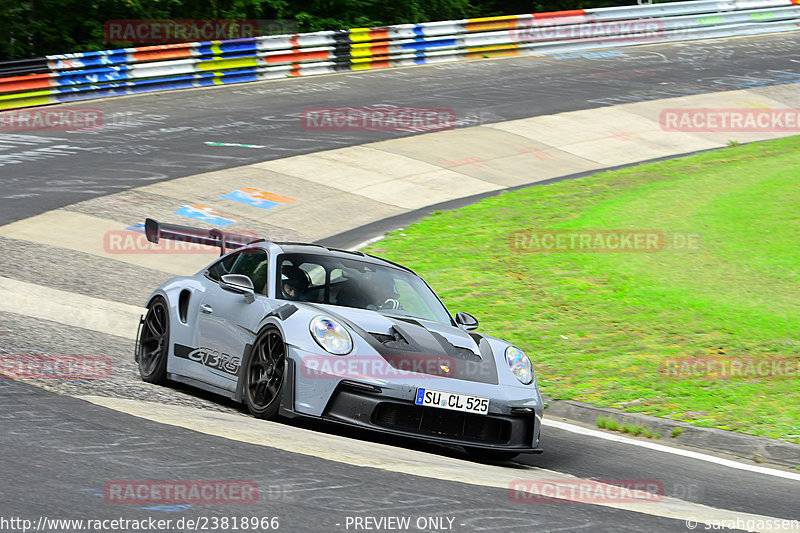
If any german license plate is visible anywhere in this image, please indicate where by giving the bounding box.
[415,388,489,415]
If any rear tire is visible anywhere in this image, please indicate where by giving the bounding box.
[243,326,285,420]
[138,297,170,384]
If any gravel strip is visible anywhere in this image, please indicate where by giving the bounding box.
[0,310,239,414]
[0,236,171,307]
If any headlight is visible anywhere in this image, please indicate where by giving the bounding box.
[505,346,534,385]
[309,316,352,355]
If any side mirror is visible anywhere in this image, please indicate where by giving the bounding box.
[455,311,479,331]
[220,274,256,304]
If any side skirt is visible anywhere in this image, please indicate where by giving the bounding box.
[168,373,237,401]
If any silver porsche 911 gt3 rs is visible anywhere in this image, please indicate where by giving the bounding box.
[135,219,543,460]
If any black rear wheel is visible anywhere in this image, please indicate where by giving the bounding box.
[244,326,285,419]
[138,297,169,384]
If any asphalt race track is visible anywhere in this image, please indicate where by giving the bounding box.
[0,379,702,533]
[2,32,800,225]
[3,376,799,532]
[1,32,800,533]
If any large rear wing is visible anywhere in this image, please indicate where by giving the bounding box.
[144,218,263,256]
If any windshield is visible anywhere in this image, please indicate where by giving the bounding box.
[277,253,454,325]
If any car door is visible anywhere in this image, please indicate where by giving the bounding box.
[194,248,272,392]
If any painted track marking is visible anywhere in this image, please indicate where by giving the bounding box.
[543,418,800,482]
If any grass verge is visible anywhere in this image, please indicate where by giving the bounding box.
[367,136,800,443]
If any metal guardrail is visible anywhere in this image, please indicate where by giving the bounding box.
[0,57,50,77]
[1,0,799,110]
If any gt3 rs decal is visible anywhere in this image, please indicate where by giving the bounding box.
[174,344,241,376]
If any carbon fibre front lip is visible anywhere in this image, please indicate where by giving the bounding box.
[322,418,544,454]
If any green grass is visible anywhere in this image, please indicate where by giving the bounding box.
[368,136,800,443]
[598,417,658,439]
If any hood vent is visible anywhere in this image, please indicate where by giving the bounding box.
[360,321,496,385]
[371,327,416,351]
[430,332,481,361]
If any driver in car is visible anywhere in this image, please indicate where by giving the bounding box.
[370,272,402,310]
[281,266,310,301]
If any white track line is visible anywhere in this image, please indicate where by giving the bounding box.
[543,419,800,481]
[81,396,795,533]
[0,276,142,340]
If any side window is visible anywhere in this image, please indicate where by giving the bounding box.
[207,249,269,295]
[229,249,269,295]
[206,253,238,282]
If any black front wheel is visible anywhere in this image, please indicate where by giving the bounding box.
[138,297,169,384]
[244,326,285,419]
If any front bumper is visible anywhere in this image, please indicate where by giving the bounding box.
[320,383,543,453]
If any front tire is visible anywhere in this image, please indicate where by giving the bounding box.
[244,326,285,419]
[138,297,169,384]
